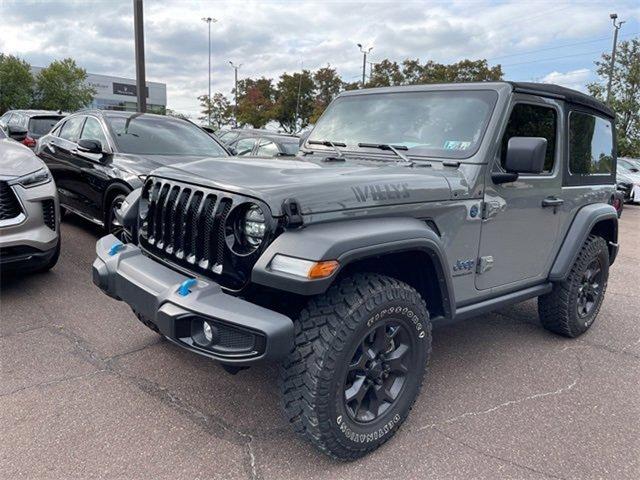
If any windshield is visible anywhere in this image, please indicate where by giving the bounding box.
[107,115,228,156]
[309,90,498,159]
[29,116,64,135]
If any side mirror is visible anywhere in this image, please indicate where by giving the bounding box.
[77,139,103,154]
[8,125,28,142]
[504,137,547,174]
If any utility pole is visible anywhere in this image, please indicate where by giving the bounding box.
[201,17,217,126]
[229,61,241,127]
[357,43,373,88]
[133,0,146,112]
[606,13,625,105]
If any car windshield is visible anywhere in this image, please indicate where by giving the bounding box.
[29,116,64,135]
[107,115,228,156]
[308,90,498,159]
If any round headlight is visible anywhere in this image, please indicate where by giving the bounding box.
[242,205,266,247]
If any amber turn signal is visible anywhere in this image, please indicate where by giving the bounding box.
[308,260,340,279]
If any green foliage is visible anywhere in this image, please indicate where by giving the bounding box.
[368,58,503,87]
[165,108,189,120]
[0,54,34,114]
[235,77,276,128]
[198,92,232,129]
[272,70,315,133]
[35,58,95,111]
[311,65,343,123]
[588,39,640,158]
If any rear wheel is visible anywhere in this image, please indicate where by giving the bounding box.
[280,273,432,460]
[538,235,609,337]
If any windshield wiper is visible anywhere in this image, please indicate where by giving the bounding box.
[358,143,412,163]
[308,139,346,158]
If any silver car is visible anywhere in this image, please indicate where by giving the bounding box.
[0,134,60,272]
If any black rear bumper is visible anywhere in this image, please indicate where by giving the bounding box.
[92,235,294,366]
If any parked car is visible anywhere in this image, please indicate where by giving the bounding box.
[0,137,60,271]
[228,132,300,157]
[93,82,619,460]
[616,158,640,203]
[0,110,66,149]
[217,128,295,146]
[35,110,228,239]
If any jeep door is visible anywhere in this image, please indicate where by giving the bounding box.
[476,96,565,290]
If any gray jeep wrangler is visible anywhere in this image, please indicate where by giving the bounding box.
[92,82,619,460]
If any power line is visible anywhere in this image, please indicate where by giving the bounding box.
[502,50,607,67]
[487,31,638,61]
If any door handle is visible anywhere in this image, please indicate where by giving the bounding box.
[542,197,564,207]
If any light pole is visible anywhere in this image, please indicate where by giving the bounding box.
[357,43,373,88]
[229,61,241,127]
[133,0,146,112]
[606,13,625,105]
[201,16,218,126]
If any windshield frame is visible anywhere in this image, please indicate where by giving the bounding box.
[305,89,499,161]
[105,114,229,157]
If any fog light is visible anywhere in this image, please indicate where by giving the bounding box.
[203,321,214,342]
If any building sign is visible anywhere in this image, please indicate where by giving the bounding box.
[112,82,149,98]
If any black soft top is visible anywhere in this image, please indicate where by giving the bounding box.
[509,82,614,119]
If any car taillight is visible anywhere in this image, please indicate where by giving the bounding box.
[22,136,36,148]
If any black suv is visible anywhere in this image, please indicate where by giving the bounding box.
[36,110,229,238]
[0,110,66,149]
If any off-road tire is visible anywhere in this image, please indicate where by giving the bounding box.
[279,273,432,460]
[538,235,609,337]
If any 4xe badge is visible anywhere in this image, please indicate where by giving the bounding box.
[453,258,475,276]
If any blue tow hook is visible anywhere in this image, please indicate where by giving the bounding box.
[108,242,124,256]
[177,278,198,296]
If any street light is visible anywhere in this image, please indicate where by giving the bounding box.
[357,43,373,88]
[229,61,242,127]
[606,13,625,105]
[201,16,218,126]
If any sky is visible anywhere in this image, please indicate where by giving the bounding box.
[1,0,639,119]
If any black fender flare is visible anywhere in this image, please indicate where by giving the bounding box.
[549,203,618,282]
[252,217,454,315]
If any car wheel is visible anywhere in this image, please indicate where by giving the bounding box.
[106,193,128,240]
[538,235,609,338]
[280,273,432,460]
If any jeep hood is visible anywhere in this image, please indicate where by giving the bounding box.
[151,156,457,216]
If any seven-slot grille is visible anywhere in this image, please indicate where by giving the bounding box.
[0,181,22,220]
[140,179,234,275]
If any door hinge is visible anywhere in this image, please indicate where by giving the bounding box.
[476,255,494,274]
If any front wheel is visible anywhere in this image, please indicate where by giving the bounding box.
[106,193,128,241]
[280,273,432,460]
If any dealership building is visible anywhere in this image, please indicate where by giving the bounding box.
[32,67,167,113]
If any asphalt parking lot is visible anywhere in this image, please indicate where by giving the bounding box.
[1,206,639,480]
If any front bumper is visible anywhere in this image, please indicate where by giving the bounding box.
[92,235,294,366]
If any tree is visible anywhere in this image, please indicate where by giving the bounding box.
[588,38,640,158]
[310,65,343,123]
[368,58,502,87]
[198,92,232,129]
[0,54,33,114]
[272,70,315,133]
[34,58,95,111]
[165,108,190,120]
[235,77,276,128]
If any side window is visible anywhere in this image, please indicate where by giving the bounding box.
[59,116,85,142]
[234,137,256,156]
[80,117,108,147]
[569,112,614,175]
[500,103,557,173]
[256,140,279,157]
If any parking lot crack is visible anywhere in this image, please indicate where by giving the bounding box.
[0,369,106,397]
[418,357,583,431]
[432,426,567,480]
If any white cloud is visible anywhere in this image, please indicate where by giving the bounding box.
[540,68,592,92]
[1,0,637,118]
